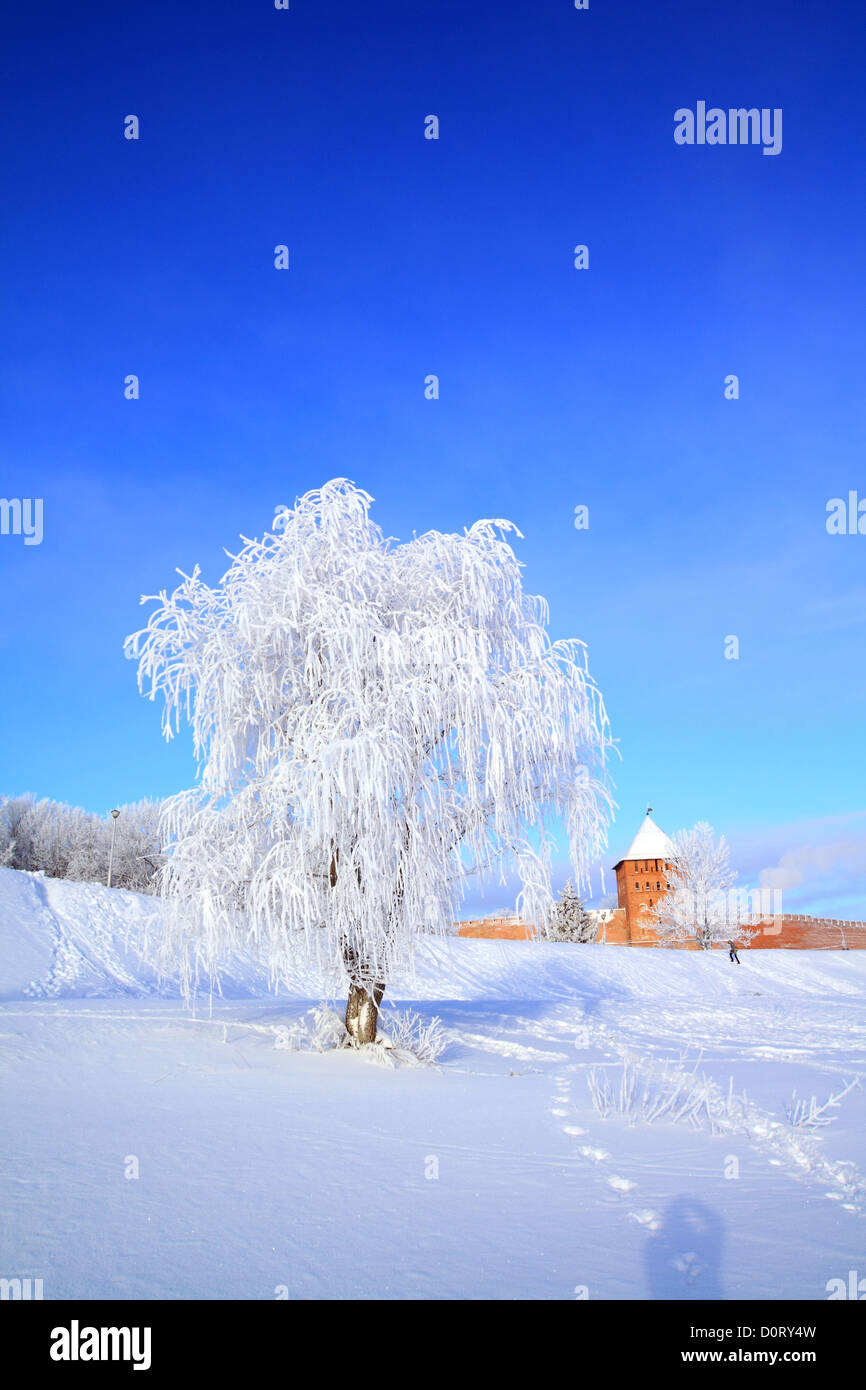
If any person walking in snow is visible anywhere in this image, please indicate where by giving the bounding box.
[728,940,740,964]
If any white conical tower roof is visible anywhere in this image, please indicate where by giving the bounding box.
[618,812,675,864]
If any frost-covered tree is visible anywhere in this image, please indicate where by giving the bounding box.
[125,479,614,1042]
[0,794,39,871]
[548,879,596,942]
[643,821,751,951]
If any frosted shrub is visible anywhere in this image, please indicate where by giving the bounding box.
[378,1008,447,1064]
[308,1005,351,1053]
[270,1008,349,1053]
[587,1054,753,1133]
[784,1079,859,1130]
[587,1061,722,1129]
[270,1005,444,1067]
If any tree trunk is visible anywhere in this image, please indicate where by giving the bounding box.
[342,937,385,1045]
[344,981,385,1045]
[346,978,386,1045]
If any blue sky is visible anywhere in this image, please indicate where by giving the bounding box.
[1,0,865,916]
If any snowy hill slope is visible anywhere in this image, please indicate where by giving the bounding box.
[2,866,865,1300]
[3,865,866,1007]
[0,868,265,1001]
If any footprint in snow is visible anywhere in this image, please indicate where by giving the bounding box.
[672,1251,703,1281]
[563,1125,586,1137]
[629,1209,661,1230]
[579,1145,610,1164]
[607,1175,637,1193]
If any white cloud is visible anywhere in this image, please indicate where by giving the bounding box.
[730,812,866,920]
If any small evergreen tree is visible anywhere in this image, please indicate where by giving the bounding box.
[548,879,596,942]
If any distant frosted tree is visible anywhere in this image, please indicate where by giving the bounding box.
[644,821,751,951]
[0,794,94,879]
[0,794,38,870]
[548,879,596,942]
[71,799,164,892]
[0,794,163,892]
[125,480,614,1042]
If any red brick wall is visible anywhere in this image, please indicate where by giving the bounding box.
[457,908,866,948]
[458,917,538,940]
[592,909,630,943]
[738,917,866,950]
[601,910,866,949]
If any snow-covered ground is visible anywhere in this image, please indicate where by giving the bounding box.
[2,866,864,1300]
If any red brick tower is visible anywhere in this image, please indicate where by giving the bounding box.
[613,810,675,944]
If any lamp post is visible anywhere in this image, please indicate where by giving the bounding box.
[107,808,120,888]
